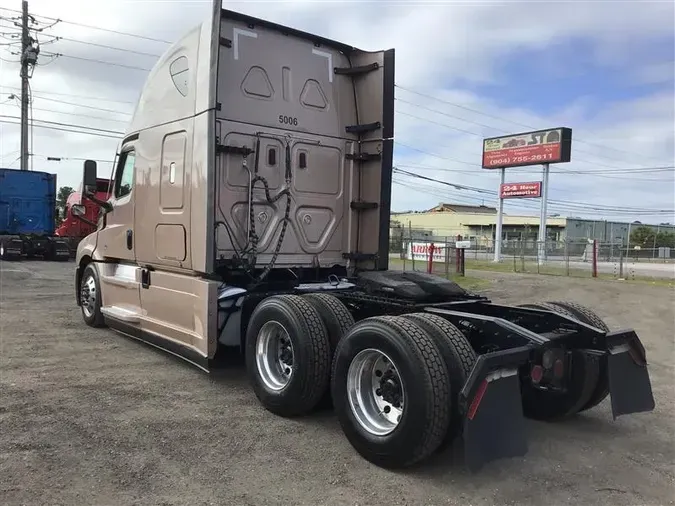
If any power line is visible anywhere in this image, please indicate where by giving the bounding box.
[0,114,123,135]
[395,84,669,165]
[393,167,675,215]
[0,84,136,104]
[1,118,123,139]
[20,104,129,124]
[35,154,115,164]
[394,136,674,182]
[30,96,132,115]
[41,51,153,71]
[394,105,664,171]
[44,35,162,58]
[0,7,172,44]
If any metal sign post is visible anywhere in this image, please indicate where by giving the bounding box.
[493,168,505,262]
[537,163,550,265]
[481,127,572,265]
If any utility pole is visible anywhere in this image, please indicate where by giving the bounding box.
[20,0,29,171]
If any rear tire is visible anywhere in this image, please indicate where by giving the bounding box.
[546,301,610,412]
[245,295,331,417]
[400,312,476,449]
[302,293,355,409]
[302,293,354,351]
[518,302,601,420]
[80,263,105,328]
[331,315,451,468]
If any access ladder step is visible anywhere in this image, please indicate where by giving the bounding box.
[216,144,255,157]
[346,152,382,162]
[334,62,380,76]
[342,252,377,261]
[350,201,379,211]
[346,121,381,134]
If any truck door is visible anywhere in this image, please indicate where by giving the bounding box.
[96,144,142,322]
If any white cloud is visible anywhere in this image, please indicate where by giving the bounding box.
[1,0,673,222]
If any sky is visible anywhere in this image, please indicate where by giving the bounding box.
[0,0,674,224]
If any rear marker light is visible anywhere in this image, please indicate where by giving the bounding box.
[553,359,564,378]
[542,350,554,369]
[530,365,544,384]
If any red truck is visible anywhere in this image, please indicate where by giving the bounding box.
[55,178,111,256]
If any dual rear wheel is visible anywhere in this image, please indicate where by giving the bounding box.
[245,294,476,468]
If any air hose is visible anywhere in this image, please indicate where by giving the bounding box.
[245,135,293,286]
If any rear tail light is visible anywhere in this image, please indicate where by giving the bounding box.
[530,365,544,384]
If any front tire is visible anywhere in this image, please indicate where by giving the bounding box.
[331,315,451,468]
[80,263,105,327]
[245,295,332,417]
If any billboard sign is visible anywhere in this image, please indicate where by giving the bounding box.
[482,127,572,169]
[500,181,542,199]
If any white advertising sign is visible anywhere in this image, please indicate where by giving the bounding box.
[406,242,447,262]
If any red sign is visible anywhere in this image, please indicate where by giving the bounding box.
[482,127,572,169]
[500,181,542,199]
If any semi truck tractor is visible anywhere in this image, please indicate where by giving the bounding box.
[55,178,111,257]
[71,2,655,471]
[0,167,70,261]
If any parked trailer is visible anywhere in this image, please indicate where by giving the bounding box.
[71,3,655,471]
[55,178,112,257]
[0,168,70,261]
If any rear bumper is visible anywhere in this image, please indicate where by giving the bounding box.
[459,329,655,472]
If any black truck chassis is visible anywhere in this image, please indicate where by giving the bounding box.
[294,270,656,471]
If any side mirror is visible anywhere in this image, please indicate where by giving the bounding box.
[83,160,97,193]
[71,204,86,218]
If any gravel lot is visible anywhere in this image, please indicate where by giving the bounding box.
[1,260,673,506]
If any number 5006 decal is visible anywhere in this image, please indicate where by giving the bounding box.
[278,115,298,126]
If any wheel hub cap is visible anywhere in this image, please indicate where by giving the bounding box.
[347,349,405,436]
[256,320,295,391]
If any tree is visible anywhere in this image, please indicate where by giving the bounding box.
[56,186,75,224]
[656,231,675,248]
[630,225,655,247]
[630,226,675,249]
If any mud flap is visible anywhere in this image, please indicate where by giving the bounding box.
[459,346,531,472]
[605,330,655,419]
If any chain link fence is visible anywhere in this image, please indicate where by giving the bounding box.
[389,230,674,281]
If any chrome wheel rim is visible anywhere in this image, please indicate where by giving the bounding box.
[347,349,405,436]
[81,274,97,318]
[256,320,294,391]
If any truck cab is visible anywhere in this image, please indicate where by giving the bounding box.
[55,178,111,256]
[74,3,394,364]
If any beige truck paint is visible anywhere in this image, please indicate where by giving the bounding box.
[75,2,394,369]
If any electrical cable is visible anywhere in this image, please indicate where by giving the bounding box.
[29,96,132,115]
[0,114,124,135]
[40,51,152,71]
[0,84,136,104]
[0,119,122,139]
[42,34,162,58]
[393,167,675,215]
[0,7,172,44]
[395,84,671,165]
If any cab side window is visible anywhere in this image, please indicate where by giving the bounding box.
[115,150,136,199]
